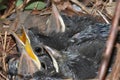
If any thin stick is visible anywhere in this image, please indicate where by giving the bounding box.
[98,0,120,80]
[97,10,110,24]
[0,34,3,47]
[1,0,30,19]
[3,31,7,51]
[0,72,9,80]
[6,43,16,53]
[2,51,7,72]
[6,37,10,51]
[109,44,120,80]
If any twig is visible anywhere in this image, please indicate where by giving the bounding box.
[1,1,15,19]
[3,31,7,51]
[0,72,9,80]
[10,0,30,14]
[16,0,30,11]
[6,37,11,51]
[98,0,120,80]
[34,1,39,10]
[2,51,7,72]
[97,10,110,24]
[108,44,120,80]
[1,0,30,19]
[0,33,3,46]
[2,32,8,72]
[6,43,16,53]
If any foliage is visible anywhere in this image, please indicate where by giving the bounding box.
[25,1,46,10]
[16,0,46,10]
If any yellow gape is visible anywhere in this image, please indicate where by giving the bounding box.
[13,27,41,70]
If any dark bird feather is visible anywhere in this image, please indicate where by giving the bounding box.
[26,15,110,79]
[8,15,111,80]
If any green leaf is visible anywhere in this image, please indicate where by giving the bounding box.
[16,0,23,7]
[25,1,46,10]
[0,4,7,10]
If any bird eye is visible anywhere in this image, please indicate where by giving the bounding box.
[34,47,42,53]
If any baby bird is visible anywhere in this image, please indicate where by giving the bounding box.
[27,15,110,80]
[8,15,110,80]
[8,27,41,80]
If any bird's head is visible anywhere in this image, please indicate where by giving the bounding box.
[12,27,41,70]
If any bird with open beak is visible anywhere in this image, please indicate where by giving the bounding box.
[9,27,71,80]
[8,15,111,80]
[8,27,41,79]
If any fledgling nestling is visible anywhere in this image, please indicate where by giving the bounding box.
[8,15,110,80]
[27,15,110,79]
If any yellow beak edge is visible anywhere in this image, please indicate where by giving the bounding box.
[12,27,41,70]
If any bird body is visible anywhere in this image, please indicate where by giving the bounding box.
[9,27,41,79]
[8,15,110,80]
[26,15,110,79]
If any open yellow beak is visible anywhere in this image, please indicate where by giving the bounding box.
[12,27,41,70]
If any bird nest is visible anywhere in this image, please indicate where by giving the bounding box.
[0,0,119,80]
